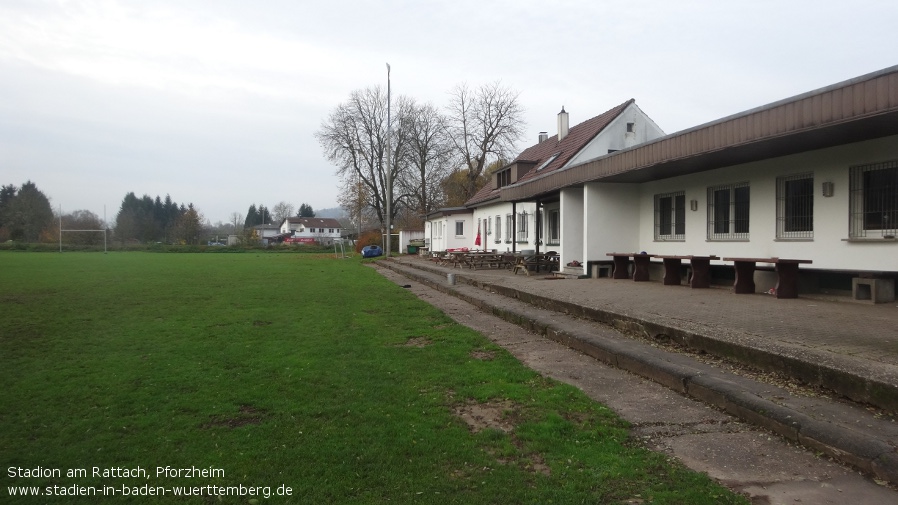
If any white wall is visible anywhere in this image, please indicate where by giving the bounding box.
[561,188,583,268]
[472,202,538,252]
[633,134,898,271]
[425,212,475,251]
[583,183,641,262]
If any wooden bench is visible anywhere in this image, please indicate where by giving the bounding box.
[654,255,719,288]
[722,257,812,299]
[606,252,654,281]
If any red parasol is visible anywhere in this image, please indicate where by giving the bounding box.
[474,221,481,247]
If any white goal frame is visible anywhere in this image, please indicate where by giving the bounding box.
[57,207,108,252]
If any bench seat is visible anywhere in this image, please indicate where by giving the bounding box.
[606,253,654,281]
[654,255,719,288]
[722,257,812,299]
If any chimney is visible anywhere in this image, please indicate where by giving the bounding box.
[538,131,548,143]
[557,106,569,141]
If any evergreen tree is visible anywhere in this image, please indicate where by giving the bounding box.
[3,181,54,242]
[244,204,259,228]
[298,203,316,217]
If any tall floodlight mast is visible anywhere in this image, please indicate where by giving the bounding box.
[385,62,392,257]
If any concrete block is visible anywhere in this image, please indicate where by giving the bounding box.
[852,278,895,304]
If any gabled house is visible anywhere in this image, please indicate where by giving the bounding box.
[463,100,665,262]
[502,65,898,297]
[280,217,343,245]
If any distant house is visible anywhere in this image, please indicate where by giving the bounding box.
[280,217,343,245]
[252,224,281,245]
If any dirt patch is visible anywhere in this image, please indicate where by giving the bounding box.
[453,400,518,433]
[470,350,496,360]
[401,336,432,347]
[201,404,267,429]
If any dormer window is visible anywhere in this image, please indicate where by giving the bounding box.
[536,153,560,171]
[497,169,511,188]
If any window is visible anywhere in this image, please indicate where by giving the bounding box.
[850,160,898,238]
[454,220,464,237]
[626,122,635,133]
[516,211,529,242]
[547,209,560,246]
[654,191,685,241]
[505,214,513,243]
[497,169,511,188]
[435,221,442,239]
[776,173,814,239]
[707,182,750,240]
[328,229,334,233]
[494,215,501,243]
[536,153,560,171]
[319,228,324,233]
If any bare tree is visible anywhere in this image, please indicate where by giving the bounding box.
[316,86,414,229]
[399,102,454,219]
[445,81,526,201]
[271,201,294,225]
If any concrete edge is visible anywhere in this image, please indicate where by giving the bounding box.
[379,259,898,483]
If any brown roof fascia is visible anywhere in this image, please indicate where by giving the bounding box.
[501,65,898,202]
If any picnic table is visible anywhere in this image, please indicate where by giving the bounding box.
[512,252,559,276]
[654,255,719,288]
[464,252,510,270]
[606,252,655,281]
[722,257,813,299]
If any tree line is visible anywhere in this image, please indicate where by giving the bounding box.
[113,192,205,245]
[316,80,525,232]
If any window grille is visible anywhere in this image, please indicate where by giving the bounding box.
[505,214,513,243]
[494,216,502,243]
[850,160,898,238]
[707,182,750,240]
[776,173,814,239]
[654,191,685,241]
[547,209,560,246]
[516,211,529,242]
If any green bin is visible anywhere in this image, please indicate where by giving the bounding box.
[407,245,419,254]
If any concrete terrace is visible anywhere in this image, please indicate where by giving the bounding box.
[381,254,898,484]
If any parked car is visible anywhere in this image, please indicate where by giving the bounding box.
[362,245,383,258]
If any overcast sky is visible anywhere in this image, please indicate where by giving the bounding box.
[2,0,896,224]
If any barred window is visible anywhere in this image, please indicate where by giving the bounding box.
[505,214,513,243]
[494,215,502,243]
[516,211,529,242]
[654,191,685,241]
[850,160,898,238]
[776,173,813,239]
[707,182,750,240]
[547,209,560,246]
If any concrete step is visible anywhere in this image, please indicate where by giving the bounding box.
[380,257,898,484]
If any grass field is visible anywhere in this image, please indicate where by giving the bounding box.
[0,252,747,504]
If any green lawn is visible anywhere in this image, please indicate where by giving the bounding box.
[0,252,747,504]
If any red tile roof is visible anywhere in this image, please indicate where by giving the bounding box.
[465,99,634,207]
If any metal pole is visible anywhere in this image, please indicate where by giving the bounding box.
[385,62,392,257]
